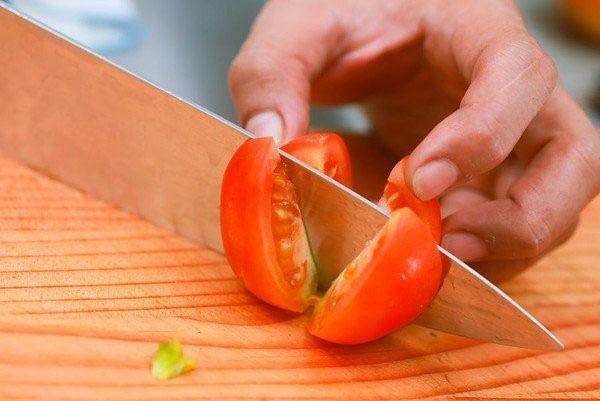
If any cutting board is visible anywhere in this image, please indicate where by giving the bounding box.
[0,149,599,400]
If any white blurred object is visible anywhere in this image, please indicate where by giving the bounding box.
[9,0,141,55]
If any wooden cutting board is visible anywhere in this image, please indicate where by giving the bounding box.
[0,153,599,400]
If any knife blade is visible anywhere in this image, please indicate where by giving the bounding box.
[0,4,562,350]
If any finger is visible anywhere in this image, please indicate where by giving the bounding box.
[440,156,522,218]
[474,219,578,283]
[228,1,341,144]
[407,27,557,200]
[441,91,600,261]
[440,187,490,219]
[492,156,524,199]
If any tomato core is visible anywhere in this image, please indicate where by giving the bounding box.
[271,163,310,288]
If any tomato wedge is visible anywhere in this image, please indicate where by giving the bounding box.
[282,132,352,187]
[381,157,450,278]
[309,208,443,344]
[381,158,441,241]
[220,137,317,312]
[222,137,446,344]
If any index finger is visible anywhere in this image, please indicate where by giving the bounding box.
[407,5,557,200]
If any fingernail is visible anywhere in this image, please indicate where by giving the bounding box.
[245,111,283,145]
[442,232,487,261]
[412,159,458,200]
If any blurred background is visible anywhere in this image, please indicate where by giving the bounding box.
[6,0,600,129]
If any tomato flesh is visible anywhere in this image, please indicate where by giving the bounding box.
[220,137,316,312]
[271,164,311,288]
[309,208,443,344]
[282,132,352,187]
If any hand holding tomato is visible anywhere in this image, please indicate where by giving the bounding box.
[309,208,442,344]
[229,0,600,275]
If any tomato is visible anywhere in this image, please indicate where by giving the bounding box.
[283,132,353,287]
[381,157,441,241]
[309,208,443,344]
[282,132,352,187]
[220,137,317,312]
[381,157,450,278]
[222,137,446,343]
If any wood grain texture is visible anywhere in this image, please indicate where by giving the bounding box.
[0,155,598,400]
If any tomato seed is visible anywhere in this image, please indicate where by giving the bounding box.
[274,207,290,221]
[279,239,292,253]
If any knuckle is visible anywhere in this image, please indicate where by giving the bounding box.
[229,48,288,89]
[507,195,554,257]
[556,136,600,200]
[228,47,308,99]
[574,138,600,193]
[530,44,557,90]
[470,117,508,168]
[493,36,558,99]
[515,38,558,95]
[228,49,275,92]
[520,214,551,257]
[227,55,248,93]
[227,54,244,87]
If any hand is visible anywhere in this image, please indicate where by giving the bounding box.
[228,0,600,272]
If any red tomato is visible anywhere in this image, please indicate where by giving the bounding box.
[309,208,443,344]
[282,132,352,187]
[381,157,441,241]
[381,157,450,278]
[220,137,317,312]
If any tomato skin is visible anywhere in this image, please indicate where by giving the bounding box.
[220,137,316,312]
[382,157,450,278]
[282,132,352,187]
[309,208,443,344]
[382,158,441,241]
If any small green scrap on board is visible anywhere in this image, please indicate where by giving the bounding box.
[151,339,196,380]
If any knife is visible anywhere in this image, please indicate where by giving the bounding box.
[0,4,562,350]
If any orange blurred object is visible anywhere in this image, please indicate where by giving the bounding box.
[562,0,600,44]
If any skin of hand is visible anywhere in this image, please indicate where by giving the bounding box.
[228,0,600,271]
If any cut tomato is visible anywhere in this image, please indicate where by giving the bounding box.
[381,157,450,278]
[309,208,443,344]
[222,137,446,343]
[381,157,441,241]
[282,132,352,187]
[283,132,353,288]
[220,137,317,312]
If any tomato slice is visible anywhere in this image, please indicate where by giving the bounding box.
[282,132,352,187]
[381,157,450,279]
[220,137,317,312]
[381,157,441,241]
[309,208,443,344]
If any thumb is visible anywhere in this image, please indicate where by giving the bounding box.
[228,0,339,145]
